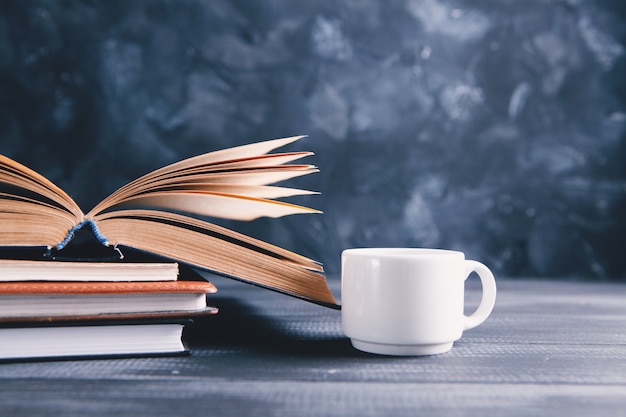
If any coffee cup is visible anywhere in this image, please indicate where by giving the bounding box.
[341,248,496,356]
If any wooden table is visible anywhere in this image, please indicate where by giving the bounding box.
[0,277,625,416]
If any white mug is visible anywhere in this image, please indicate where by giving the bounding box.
[341,248,497,356]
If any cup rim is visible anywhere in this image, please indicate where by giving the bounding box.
[342,247,465,258]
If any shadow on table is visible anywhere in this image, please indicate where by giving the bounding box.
[184,296,361,358]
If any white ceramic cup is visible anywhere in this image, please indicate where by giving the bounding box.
[341,248,497,356]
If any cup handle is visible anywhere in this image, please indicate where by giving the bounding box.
[462,260,497,331]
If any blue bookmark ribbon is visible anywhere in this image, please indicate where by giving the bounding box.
[56,219,109,250]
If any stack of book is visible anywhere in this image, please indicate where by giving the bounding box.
[0,136,338,361]
[0,260,217,361]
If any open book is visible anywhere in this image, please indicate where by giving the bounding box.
[0,136,337,307]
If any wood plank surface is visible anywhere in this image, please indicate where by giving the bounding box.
[0,277,625,416]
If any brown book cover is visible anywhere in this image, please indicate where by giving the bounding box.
[0,280,218,323]
[0,280,217,294]
[0,307,218,325]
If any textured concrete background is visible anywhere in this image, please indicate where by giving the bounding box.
[1,0,625,280]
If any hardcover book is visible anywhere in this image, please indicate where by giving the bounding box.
[0,279,218,323]
[0,321,192,361]
[0,260,179,282]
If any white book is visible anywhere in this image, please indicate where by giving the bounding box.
[0,323,187,360]
[0,260,179,282]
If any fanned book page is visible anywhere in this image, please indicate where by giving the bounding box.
[0,136,338,307]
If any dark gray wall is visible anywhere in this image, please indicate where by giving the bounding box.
[1,0,625,280]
